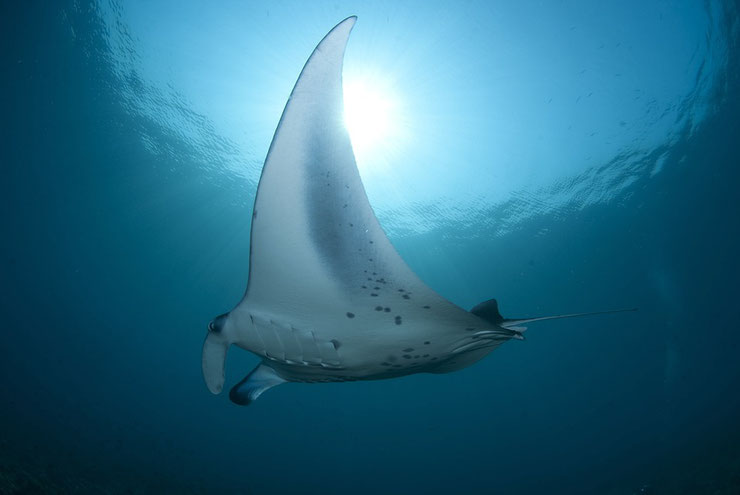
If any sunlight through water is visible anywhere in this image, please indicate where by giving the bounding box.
[343,77,400,170]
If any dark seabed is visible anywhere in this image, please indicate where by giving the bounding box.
[2,1,740,494]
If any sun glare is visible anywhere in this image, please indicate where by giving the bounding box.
[343,78,399,166]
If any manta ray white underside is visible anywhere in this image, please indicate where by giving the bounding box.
[201,17,633,406]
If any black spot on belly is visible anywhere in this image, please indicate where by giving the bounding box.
[398,289,404,292]
[384,307,391,312]
[423,305,431,309]
[372,272,377,275]
[346,312,355,319]
[402,354,411,359]
[375,306,383,311]
[395,316,403,325]
[423,354,430,358]
[373,286,380,290]
[402,348,414,352]
[371,293,378,297]
[424,341,430,345]
[368,258,373,262]
[402,294,410,300]
[367,277,372,281]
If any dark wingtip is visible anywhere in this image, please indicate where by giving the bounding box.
[331,15,357,32]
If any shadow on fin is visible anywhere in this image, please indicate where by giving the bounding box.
[471,298,637,330]
[229,363,286,406]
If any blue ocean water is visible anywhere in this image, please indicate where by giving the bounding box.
[2,1,739,493]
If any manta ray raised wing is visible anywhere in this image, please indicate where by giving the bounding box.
[201,16,635,406]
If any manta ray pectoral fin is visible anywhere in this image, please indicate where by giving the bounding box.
[471,298,637,330]
[238,15,443,309]
[229,363,286,406]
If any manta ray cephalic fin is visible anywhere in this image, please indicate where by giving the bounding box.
[229,363,287,406]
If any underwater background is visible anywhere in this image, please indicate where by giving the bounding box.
[2,1,740,493]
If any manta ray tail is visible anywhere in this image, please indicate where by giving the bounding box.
[471,298,637,331]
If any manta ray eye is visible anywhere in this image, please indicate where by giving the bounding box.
[209,313,228,333]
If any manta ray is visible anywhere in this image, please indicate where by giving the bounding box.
[202,16,632,406]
